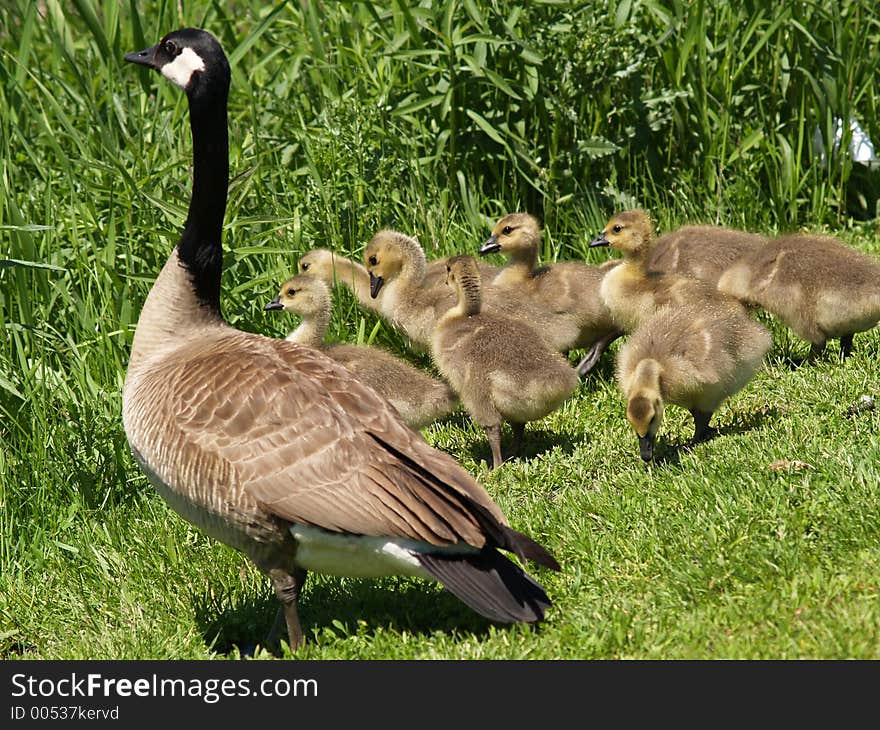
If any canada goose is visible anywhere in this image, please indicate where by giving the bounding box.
[648,224,767,286]
[122,28,559,652]
[717,232,880,360]
[431,255,579,469]
[589,209,745,337]
[479,212,622,375]
[617,301,772,461]
[264,274,457,429]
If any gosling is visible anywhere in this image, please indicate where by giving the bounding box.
[590,209,745,336]
[431,255,579,469]
[717,232,880,360]
[265,275,457,429]
[479,212,622,375]
[617,301,772,461]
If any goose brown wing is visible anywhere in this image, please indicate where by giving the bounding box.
[165,332,507,548]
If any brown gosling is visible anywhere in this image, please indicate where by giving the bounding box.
[122,28,560,653]
[479,212,623,376]
[430,255,579,469]
[589,209,745,335]
[617,301,772,461]
[648,224,767,286]
[265,275,457,429]
[717,232,880,360]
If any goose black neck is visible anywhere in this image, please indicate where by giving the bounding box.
[177,87,229,311]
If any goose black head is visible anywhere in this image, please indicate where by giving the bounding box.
[124,28,230,99]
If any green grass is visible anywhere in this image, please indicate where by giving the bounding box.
[2,1,880,659]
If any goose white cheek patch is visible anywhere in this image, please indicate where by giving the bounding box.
[160,47,206,88]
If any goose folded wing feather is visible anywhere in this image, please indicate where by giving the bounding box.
[163,337,501,547]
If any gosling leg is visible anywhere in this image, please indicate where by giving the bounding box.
[485,424,504,469]
[689,409,715,443]
[576,331,623,377]
[508,422,526,460]
[840,334,854,360]
[807,341,826,363]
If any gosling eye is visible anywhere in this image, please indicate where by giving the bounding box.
[164,39,179,56]
[612,224,622,233]
[287,288,296,296]
[300,262,310,271]
[368,255,378,266]
[502,225,512,235]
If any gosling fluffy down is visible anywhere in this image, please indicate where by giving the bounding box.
[590,209,745,334]
[717,232,880,359]
[431,255,579,469]
[616,301,772,461]
[265,275,457,429]
[648,224,767,286]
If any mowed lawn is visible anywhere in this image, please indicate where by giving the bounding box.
[4,310,880,659]
[2,2,880,659]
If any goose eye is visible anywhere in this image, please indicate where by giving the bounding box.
[164,39,179,56]
[612,224,622,233]
[368,255,378,266]
[287,288,296,296]
[300,262,310,271]
[502,225,512,235]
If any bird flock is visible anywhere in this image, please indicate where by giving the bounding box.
[121,28,880,653]
[274,206,880,464]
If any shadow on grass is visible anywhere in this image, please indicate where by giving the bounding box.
[466,424,582,469]
[639,405,779,467]
[191,576,494,657]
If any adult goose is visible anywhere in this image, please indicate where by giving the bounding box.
[122,28,559,652]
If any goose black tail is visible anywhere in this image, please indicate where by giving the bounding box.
[416,549,552,624]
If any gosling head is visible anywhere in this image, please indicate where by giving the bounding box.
[297,248,339,282]
[263,275,330,316]
[364,229,420,299]
[589,209,655,259]
[479,213,541,258]
[626,391,664,462]
[124,28,229,99]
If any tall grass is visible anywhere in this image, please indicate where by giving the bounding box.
[1,1,879,659]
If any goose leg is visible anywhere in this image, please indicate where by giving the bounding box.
[576,331,623,377]
[508,422,525,459]
[485,424,503,469]
[689,410,715,443]
[268,567,308,652]
[840,334,854,359]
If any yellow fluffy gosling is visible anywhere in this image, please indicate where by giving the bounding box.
[480,212,622,375]
[590,209,745,333]
[617,301,772,461]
